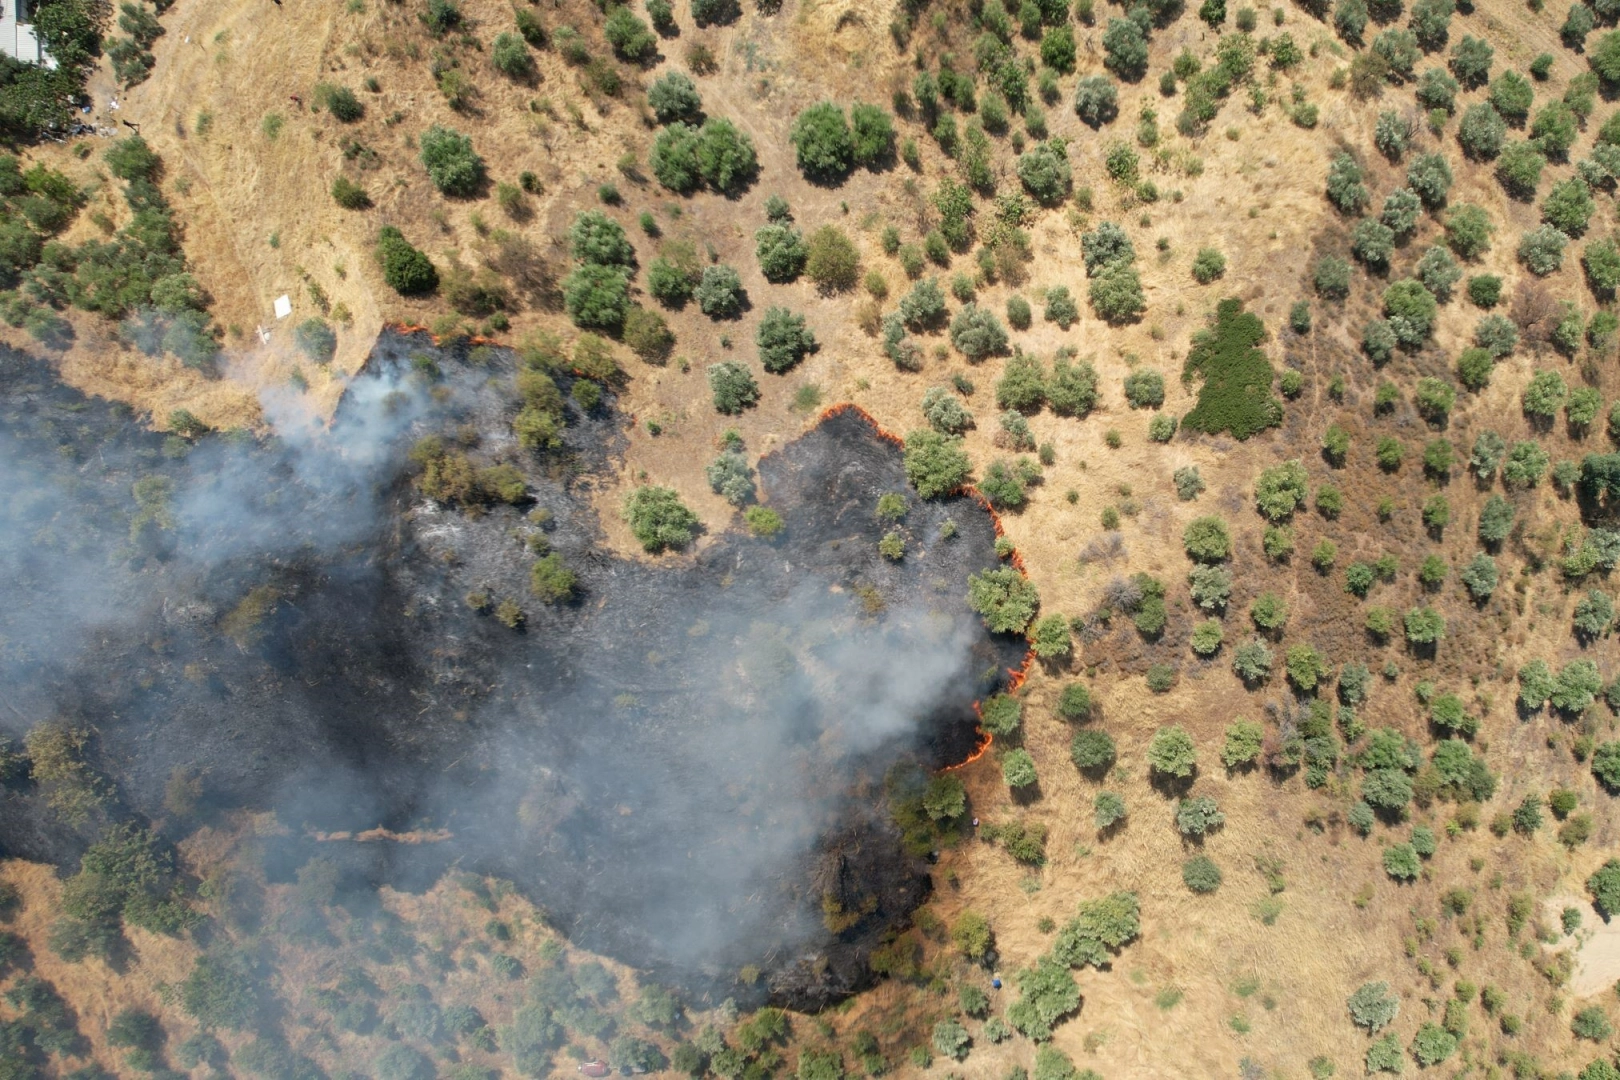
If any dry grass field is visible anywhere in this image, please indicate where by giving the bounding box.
[3,0,1620,1074]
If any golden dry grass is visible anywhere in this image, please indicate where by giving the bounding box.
[1,0,1618,1072]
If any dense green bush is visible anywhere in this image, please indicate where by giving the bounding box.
[1411,1023,1457,1068]
[1074,75,1120,127]
[1352,218,1396,268]
[1532,100,1578,161]
[1123,368,1165,408]
[1383,843,1420,880]
[1449,34,1492,87]
[562,264,630,330]
[647,242,702,307]
[695,264,744,318]
[419,125,484,196]
[647,72,702,124]
[1182,855,1222,893]
[1231,638,1273,684]
[181,954,258,1030]
[1414,376,1455,424]
[1183,516,1231,562]
[1374,110,1411,161]
[1348,982,1399,1032]
[1381,188,1421,236]
[1415,245,1461,300]
[603,6,656,62]
[1002,749,1038,789]
[1523,368,1569,421]
[1458,102,1505,161]
[104,135,161,182]
[921,387,973,434]
[1044,287,1078,329]
[756,307,815,374]
[899,277,948,330]
[1539,175,1593,245]
[706,361,759,414]
[1496,140,1546,199]
[754,225,810,284]
[1147,724,1197,778]
[1406,153,1453,208]
[1088,262,1145,322]
[1444,204,1494,259]
[331,175,371,209]
[850,103,895,168]
[524,550,577,602]
[650,119,758,195]
[996,353,1047,413]
[903,430,972,497]
[1374,28,1420,76]
[1018,142,1071,205]
[979,459,1029,510]
[1382,281,1436,349]
[1593,744,1620,793]
[624,487,698,552]
[805,225,860,293]
[1417,65,1459,111]
[950,303,1008,360]
[490,32,534,79]
[1326,153,1369,214]
[967,567,1040,633]
[1190,246,1226,284]
[1102,16,1149,80]
[1459,553,1498,601]
[1488,70,1533,124]
[1175,795,1224,836]
[570,210,635,266]
[790,103,854,182]
[1071,729,1117,773]
[376,227,438,295]
[1254,460,1309,521]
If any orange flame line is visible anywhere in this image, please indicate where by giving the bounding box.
[813,404,1037,771]
[816,402,906,448]
[384,321,504,348]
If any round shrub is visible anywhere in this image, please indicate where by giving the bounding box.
[1070,729,1116,772]
[950,303,1009,361]
[563,264,630,330]
[790,102,854,182]
[805,225,860,292]
[1191,247,1226,284]
[1074,75,1120,128]
[1182,855,1222,893]
[376,227,438,295]
[647,71,702,124]
[1002,749,1038,789]
[1017,141,1072,205]
[419,125,484,196]
[707,361,759,414]
[755,307,815,373]
[695,264,744,318]
[623,486,698,552]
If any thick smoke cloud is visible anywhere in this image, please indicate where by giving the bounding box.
[0,334,1018,1001]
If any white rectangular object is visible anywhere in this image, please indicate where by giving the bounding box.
[273,294,292,319]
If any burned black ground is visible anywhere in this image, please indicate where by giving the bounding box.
[0,332,1023,1007]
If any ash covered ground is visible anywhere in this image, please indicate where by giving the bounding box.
[0,331,1024,1006]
